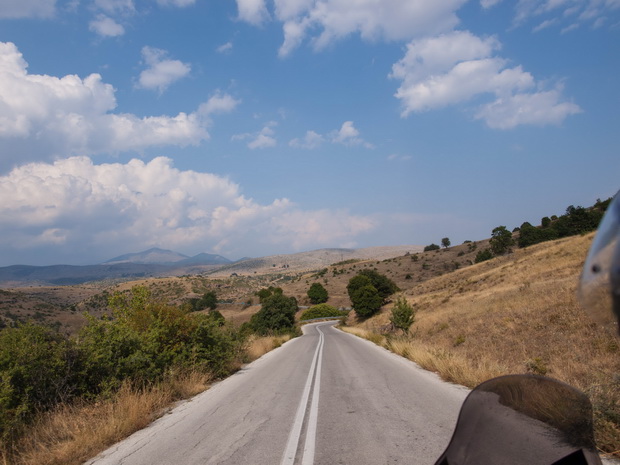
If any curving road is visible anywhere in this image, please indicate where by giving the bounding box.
[85,322,469,465]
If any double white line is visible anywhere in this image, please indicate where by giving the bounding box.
[280,324,325,465]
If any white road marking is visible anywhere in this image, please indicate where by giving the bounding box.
[280,324,325,465]
[301,325,324,465]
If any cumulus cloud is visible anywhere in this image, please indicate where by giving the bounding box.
[235,0,467,57]
[390,31,581,128]
[289,130,324,149]
[289,122,372,149]
[233,122,278,149]
[0,42,237,170]
[0,156,375,265]
[137,46,191,93]
[237,0,270,25]
[89,14,125,37]
[0,0,56,18]
[331,121,374,148]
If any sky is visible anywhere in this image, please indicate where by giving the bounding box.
[0,0,618,266]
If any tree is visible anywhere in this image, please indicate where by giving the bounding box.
[489,226,515,255]
[249,293,298,335]
[424,243,440,252]
[357,269,399,300]
[307,282,328,304]
[350,284,383,318]
[347,270,398,318]
[441,237,451,248]
[390,296,415,334]
[255,286,283,303]
[189,291,218,311]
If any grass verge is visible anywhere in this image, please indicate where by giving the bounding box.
[2,334,291,465]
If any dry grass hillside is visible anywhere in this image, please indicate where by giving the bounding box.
[339,233,620,457]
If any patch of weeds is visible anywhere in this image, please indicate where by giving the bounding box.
[525,357,548,375]
[453,335,466,347]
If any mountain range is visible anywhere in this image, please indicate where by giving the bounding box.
[103,248,232,266]
[0,245,421,287]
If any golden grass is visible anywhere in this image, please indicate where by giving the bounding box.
[4,370,212,465]
[0,331,294,465]
[344,234,620,457]
[245,334,292,362]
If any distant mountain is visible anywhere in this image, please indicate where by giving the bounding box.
[103,248,189,265]
[0,246,422,286]
[178,253,231,266]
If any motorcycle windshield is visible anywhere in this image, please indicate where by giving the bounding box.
[434,375,602,465]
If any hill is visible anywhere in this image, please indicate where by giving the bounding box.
[0,232,618,454]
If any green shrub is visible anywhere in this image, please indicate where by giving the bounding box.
[249,293,298,335]
[475,249,493,263]
[424,243,440,252]
[300,304,347,321]
[389,296,415,334]
[0,323,79,441]
[307,282,328,304]
[349,284,383,318]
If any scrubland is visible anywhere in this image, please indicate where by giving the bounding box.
[342,233,620,457]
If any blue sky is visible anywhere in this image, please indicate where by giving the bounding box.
[0,0,618,266]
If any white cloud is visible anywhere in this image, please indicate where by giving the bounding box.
[198,92,241,116]
[475,88,582,128]
[0,156,375,265]
[236,0,467,57]
[137,46,191,93]
[234,122,278,149]
[0,0,55,18]
[156,0,196,6]
[480,0,503,8]
[89,14,125,37]
[289,130,324,149]
[0,42,236,169]
[289,122,373,149]
[94,0,134,15]
[331,121,374,148]
[216,42,234,53]
[390,31,581,128]
[237,0,270,25]
[512,0,620,29]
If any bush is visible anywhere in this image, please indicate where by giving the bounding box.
[390,296,415,334]
[307,282,328,304]
[300,304,347,321]
[346,270,398,318]
[474,249,494,263]
[356,269,399,300]
[424,243,440,252]
[349,284,383,318]
[0,323,79,442]
[0,285,247,450]
[249,293,298,335]
[255,287,283,303]
[188,291,218,311]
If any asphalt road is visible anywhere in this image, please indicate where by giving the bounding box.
[85,322,469,465]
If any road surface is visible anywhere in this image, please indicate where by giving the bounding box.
[85,322,469,465]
